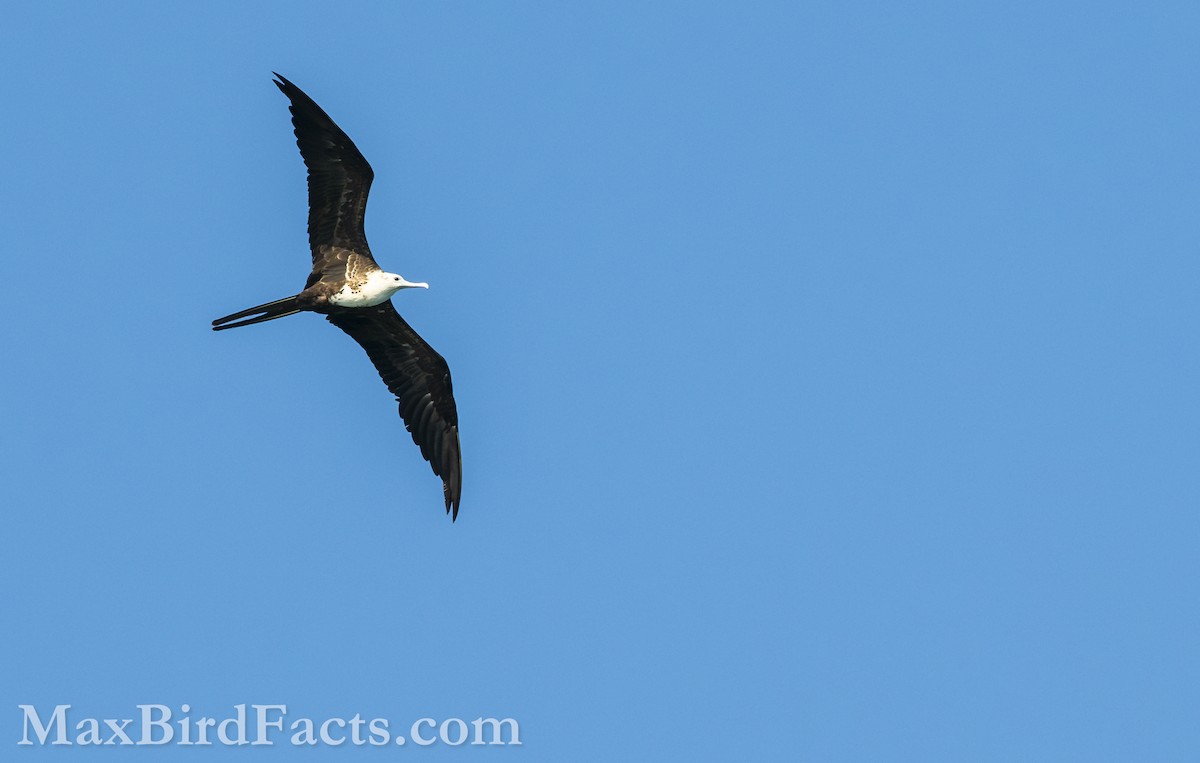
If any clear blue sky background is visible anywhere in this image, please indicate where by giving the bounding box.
[2,1,1197,760]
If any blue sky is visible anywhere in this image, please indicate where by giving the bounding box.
[2,1,1198,759]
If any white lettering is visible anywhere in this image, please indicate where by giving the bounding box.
[472,716,521,745]
[367,718,389,746]
[176,705,193,745]
[253,704,286,745]
[217,704,247,745]
[75,718,102,746]
[194,716,216,745]
[319,717,346,746]
[290,717,316,746]
[440,718,468,746]
[18,704,70,746]
[102,718,133,745]
[411,717,437,746]
[138,704,173,745]
[347,713,366,745]
[18,703,520,748]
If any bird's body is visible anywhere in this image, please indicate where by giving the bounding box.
[328,265,421,308]
[213,74,462,519]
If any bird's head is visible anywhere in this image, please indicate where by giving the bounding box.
[379,271,429,296]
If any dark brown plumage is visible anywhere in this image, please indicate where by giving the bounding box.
[212,74,462,520]
[275,73,374,257]
[327,303,461,515]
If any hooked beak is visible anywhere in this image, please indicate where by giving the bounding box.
[398,278,429,290]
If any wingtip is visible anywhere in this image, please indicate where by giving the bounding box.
[441,450,461,522]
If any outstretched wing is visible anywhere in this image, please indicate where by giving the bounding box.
[274,73,376,260]
[327,302,462,519]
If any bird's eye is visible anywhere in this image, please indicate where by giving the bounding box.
[394,277,400,281]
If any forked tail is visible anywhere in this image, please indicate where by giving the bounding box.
[212,295,304,331]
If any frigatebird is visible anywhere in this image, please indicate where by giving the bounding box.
[213,74,462,520]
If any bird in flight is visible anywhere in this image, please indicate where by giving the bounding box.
[213,73,462,520]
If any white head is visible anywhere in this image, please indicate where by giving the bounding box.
[378,270,429,297]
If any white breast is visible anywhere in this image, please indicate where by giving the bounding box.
[329,272,399,307]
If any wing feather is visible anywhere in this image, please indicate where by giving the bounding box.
[326,302,462,519]
[273,73,376,259]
